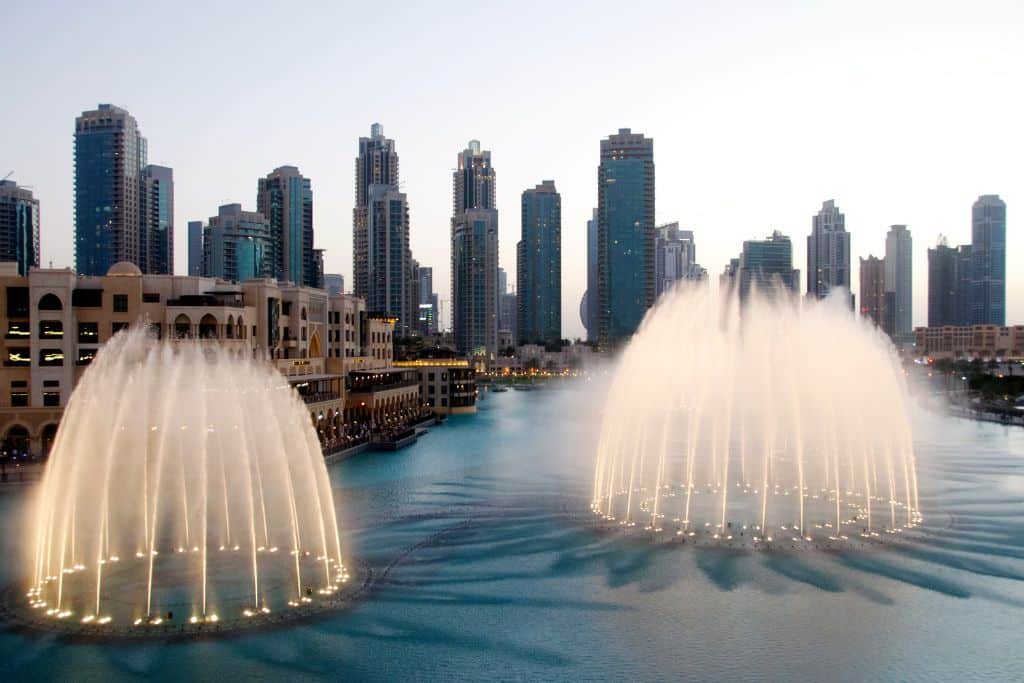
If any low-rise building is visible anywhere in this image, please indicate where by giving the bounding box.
[394,357,477,415]
[915,324,1024,360]
[0,262,395,457]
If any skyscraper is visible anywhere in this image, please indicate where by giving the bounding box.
[597,129,655,346]
[970,194,1006,325]
[74,104,147,275]
[956,244,974,326]
[351,124,414,335]
[517,180,561,346]
[187,220,203,276]
[927,238,959,327]
[807,200,852,307]
[0,179,40,275]
[583,208,599,342]
[257,165,317,288]
[139,165,173,274]
[654,222,705,298]
[884,224,912,342]
[417,266,438,335]
[451,140,498,357]
[324,273,344,296]
[202,204,273,282]
[860,255,887,329]
[737,231,799,302]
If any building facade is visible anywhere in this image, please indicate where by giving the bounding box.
[807,199,852,306]
[139,165,173,275]
[915,324,1024,360]
[859,255,887,329]
[737,231,799,302]
[451,140,498,357]
[517,180,561,345]
[884,224,912,343]
[324,273,344,296]
[0,180,40,275]
[927,238,959,327]
[74,104,149,276]
[187,220,203,276]
[969,194,1006,325]
[202,204,273,282]
[597,129,655,346]
[257,165,318,288]
[583,208,599,341]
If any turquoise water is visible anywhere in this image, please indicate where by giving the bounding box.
[1,385,1023,681]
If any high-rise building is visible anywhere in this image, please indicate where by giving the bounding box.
[324,273,344,296]
[583,208,599,342]
[416,266,437,335]
[365,184,413,334]
[74,104,148,275]
[654,222,705,298]
[927,238,959,327]
[517,180,561,345]
[860,255,887,329]
[498,267,508,297]
[351,124,414,336]
[139,165,173,274]
[257,165,317,288]
[451,140,498,357]
[884,224,912,342]
[202,204,273,282]
[597,129,655,346]
[807,200,852,307]
[969,194,1006,325]
[956,244,974,326]
[187,220,203,276]
[737,230,799,302]
[0,179,40,275]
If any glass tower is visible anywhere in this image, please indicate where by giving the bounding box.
[970,194,1006,325]
[0,180,40,275]
[597,129,655,346]
[202,204,273,282]
[257,166,317,288]
[74,104,147,275]
[807,200,852,307]
[139,164,173,274]
[517,180,561,346]
[884,224,912,342]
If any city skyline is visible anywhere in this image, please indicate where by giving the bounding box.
[3,2,1022,338]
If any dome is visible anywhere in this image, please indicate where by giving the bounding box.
[106,261,142,277]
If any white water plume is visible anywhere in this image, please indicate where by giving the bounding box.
[592,284,921,546]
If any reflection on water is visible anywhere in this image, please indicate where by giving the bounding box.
[0,386,1022,681]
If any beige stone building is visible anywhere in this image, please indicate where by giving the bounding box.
[0,263,398,457]
[914,324,1024,360]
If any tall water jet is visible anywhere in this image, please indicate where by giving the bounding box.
[21,328,355,633]
[592,284,921,547]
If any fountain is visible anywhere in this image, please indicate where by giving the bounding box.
[592,284,921,549]
[9,328,362,637]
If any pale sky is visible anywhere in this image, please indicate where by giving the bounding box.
[3,1,1022,338]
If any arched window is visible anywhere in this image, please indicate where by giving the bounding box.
[2,424,30,456]
[174,314,192,339]
[41,423,59,457]
[301,307,308,321]
[226,315,235,339]
[236,317,244,339]
[38,293,63,311]
[199,314,218,339]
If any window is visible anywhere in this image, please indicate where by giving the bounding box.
[43,392,60,407]
[39,320,63,339]
[112,322,129,336]
[441,385,448,394]
[72,288,103,307]
[428,385,435,394]
[5,321,29,339]
[142,292,160,303]
[43,380,59,388]
[113,294,128,312]
[39,349,64,367]
[10,392,28,407]
[38,293,63,311]
[78,322,99,343]
[148,323,161,339]
[5,348,29,367]
[441,398,448,407]
[10,380,26,388]
[301,327,307,341]
[428,372,435,381]
[6,287,29,317]
[77,348,96,366]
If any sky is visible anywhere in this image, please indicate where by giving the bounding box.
[3,0,1022,339]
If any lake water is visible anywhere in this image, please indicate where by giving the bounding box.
[1,384,1022,681]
